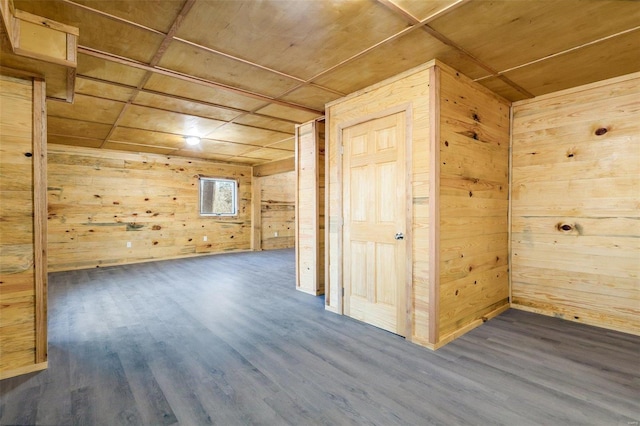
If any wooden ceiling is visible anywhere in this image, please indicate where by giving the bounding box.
[9,0,640,165]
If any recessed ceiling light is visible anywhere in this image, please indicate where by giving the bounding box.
[185,136,201,146]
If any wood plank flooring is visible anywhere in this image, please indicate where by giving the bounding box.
[1,249,639,425]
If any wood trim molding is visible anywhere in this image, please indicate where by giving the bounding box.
[0,362,48,381]
[428,65,440,345]
[403,104,414,341]
[335,102,414,328]
[251,175,262,251]
[33,78,48,364]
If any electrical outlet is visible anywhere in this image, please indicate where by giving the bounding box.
[275,231,278,237]
[126,241,132,248]
[203,236,207,241]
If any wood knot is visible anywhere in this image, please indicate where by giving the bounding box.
[24,152,33,157]
[152,225,161,230]
[472,113,480,122]
[557,223,573,232]
[444,141,449,147]
[595,127,608,136]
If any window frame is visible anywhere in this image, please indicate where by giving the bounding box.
[198,177,238,217]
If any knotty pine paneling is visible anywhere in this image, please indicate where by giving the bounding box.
[326,61,432,344]
[326,60,510,349]
[259,171,295,250]
[295,119,325,296]
[511,72,640,335]
[0,73,47,379]
[436,67,511,343]
[47,145,252,271]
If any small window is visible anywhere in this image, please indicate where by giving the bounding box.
[199,177,238,216]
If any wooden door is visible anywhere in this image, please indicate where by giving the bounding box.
[342,112,406,336]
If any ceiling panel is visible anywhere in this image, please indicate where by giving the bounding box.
[77,54,148,87]
[133,92,243,122]
[75,77,136,102]
[196,140,257,157]
[279,85,343,111]
[503,29,640,97]
[108,127,187,149]
[429,0,640,72]
[207,123,291,147]
[265,137,296,151]
[70,0,185,33]
[48,135,103,149]
[226,156,262,165]
[175,0,410,81]
[48,116,112,140]
[475,77,530,103]
[47,94,125,124]
[103,142,175,155]
[237,147,294,162]
[313,29,485,94]
[158,40,302,98]
[233,114,297,135]
[118,105,225,137]
[14,0,165,63]
[10,0,638,166]
[143,74,267,112]
[255,104,322,124]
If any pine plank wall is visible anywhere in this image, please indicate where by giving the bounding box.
[0,74,48,378]
[258,171,295,250]
[1,67,637,383]
[510,72,640,334]
[47,145,254,272]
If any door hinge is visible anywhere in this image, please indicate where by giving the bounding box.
[340,145,344,155]
[341,287,345,297]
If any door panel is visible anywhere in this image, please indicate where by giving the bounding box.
[343,112,406,336]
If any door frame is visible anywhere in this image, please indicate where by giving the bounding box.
[334,103,413,338]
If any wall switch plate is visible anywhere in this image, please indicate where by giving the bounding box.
[275,231,278,237]
[126,241,132,248]
[203,236,207,241]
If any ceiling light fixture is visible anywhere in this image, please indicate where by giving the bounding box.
[185,136,201,146]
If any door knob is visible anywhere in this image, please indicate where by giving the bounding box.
[395,232,404,240]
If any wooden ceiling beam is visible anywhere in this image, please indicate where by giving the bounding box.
[376,0,534,99]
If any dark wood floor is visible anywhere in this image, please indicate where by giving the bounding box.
[1,249,639,425]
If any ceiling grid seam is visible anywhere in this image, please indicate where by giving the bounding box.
[99,0,198,150]
[375,0,535,98]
